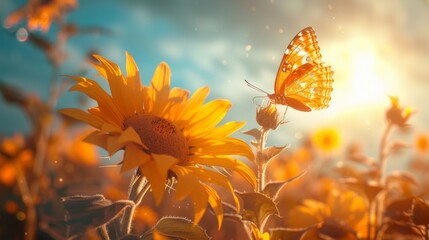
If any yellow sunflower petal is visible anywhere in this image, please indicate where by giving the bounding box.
[185,99,231,136]
[167,88,190,120]
[185,166,240,212]
[125,51,139,79]
[93,55,138,118]
[203,184,223,229]
[140,154,178,205]
[106,136,121,156]
[125,51,144,115]
[153,154,178,183]
[171,165,199,201]
[188,121,246,143]
[115,127,144,148]
[92,54,122,77]
[170,87,189,102]
[121,143,151,172]
[189,183,209,224]
[190,138,254,161]
[148,62,171,116]
[58,108,104,129]
[190,156,256,188]
[90,60,108,80]
[101,123,123,134]
[105,127,146,155]
[139,160,165,205]
[175,87,210,123]
[68,75,124,127]
[83,130,109,150]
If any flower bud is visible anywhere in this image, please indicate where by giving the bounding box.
[256,104,283,130]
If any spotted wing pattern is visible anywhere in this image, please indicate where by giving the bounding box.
[272,27,334,112]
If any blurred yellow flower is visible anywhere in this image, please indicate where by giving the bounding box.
[0,134,33,186]
[67,130,99,166]
[4,0,77,32]
[415,133,429,155]
[311,127,341,153]
[287,189,367,238]
[133,205,159,229]
[60,52,256,227]
[385,96,414,128]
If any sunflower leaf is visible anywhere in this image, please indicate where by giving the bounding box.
[250,140,259,148]
[141,216,209,240]
[242,128,261,141]
[411,197,429,226]
[263,170,307,199]
[62,194,133,239]
[269,227,309,240]
[261,145,287,162]
[235,191,278,227]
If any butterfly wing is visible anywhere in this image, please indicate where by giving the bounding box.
[283,63,334,111]
[274,27,322,94]
[273,27,333,111]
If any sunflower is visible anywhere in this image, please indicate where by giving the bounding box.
[59,52,256,227]
[311,127,342,154]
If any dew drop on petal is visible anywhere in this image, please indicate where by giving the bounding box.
[16,28,28,42]
[59,178,63,182]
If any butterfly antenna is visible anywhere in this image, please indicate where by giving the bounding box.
[245,80,269,95]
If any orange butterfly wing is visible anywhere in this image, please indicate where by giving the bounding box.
[272,27,334,111]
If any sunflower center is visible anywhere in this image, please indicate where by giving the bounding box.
[124,114,189,164]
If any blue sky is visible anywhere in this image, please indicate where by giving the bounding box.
[1,0,429,166]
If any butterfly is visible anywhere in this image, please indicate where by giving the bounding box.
[246,26,334,112]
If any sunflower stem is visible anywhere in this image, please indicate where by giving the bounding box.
[120,171,150,235]
[14,162,36,240]
[377,122,393,183]
[97,225,110,240]
[256,129,269,193]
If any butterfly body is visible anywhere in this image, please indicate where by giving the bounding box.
[249,26,334,112]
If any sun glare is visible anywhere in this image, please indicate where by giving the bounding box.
[349,43,386,106]
[325,36,397,113]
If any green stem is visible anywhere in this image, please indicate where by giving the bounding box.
[256,129,269,193]
[97,225,110,240]
[14,162,36,240]
[120,172,150,235]
[377,122,393,183]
